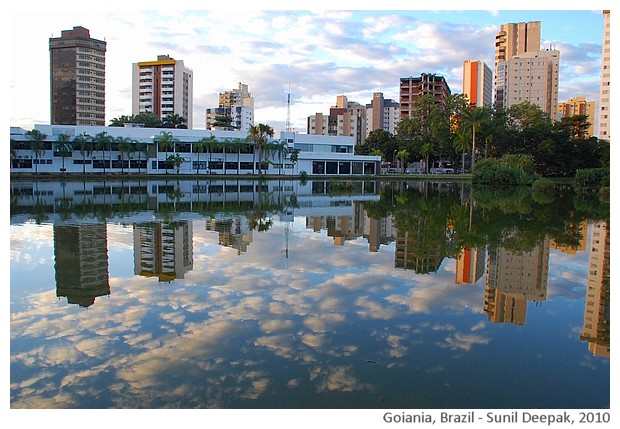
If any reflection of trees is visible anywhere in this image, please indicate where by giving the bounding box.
[363,181,609,259]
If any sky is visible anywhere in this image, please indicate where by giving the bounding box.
[8,2,613,136]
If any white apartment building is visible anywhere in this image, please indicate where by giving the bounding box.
[132,55,194,128]
[498,49,560,116]
[597,10,610,141]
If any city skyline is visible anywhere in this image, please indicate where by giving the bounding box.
[9,4,610,135]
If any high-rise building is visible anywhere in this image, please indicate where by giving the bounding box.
[500,49,560,116]
[49,26,107,126]
[557,97,596,138]
[494,21,541,109]
[53,223,110,307]
[462,60,493,108]
[597,10,610,141]
[206,82,255,132]
[132,55,193,128]
[399,73,451,118]
[365,92,400,138]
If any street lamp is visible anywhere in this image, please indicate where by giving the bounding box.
[393,149,398,171]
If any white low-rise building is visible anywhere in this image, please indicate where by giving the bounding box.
[10,125,381,176]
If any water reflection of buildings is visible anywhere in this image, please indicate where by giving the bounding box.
[484,239,550,325]
[53,223,110,307]
[206,217,253,255]
[550,220,588,255]
[395,230,444,274]
[455,246,486,285]
[133,221,193,282]
[580,221,610,357]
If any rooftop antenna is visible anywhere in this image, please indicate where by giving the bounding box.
[286,84,291,132]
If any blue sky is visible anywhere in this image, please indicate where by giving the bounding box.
[8,2,612,134]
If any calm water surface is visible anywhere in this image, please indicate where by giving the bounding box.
[10,178,610,409]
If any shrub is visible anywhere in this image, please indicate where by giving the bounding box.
[472,155,538,186]
[575,167,609,193]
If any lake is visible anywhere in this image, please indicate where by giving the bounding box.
[9,178,610,411]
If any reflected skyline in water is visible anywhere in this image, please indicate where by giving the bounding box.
[10,179,610,408]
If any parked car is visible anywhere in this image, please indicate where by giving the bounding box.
[429,160,454,174]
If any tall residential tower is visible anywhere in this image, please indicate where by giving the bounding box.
[49,26,107,126]
[494,21,541,109]
[132,55,194,128]
[597,10,610,141]
[462,60,493,107]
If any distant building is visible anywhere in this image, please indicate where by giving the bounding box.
[206,82,254,132]
[307,95,367,146]
[49,26,107,126]
[132,54,193,128]
[557,97,596,138]
[597,10,610,141]
[462,60,493,108]
[365,92,400,138]
[399,74,451,118]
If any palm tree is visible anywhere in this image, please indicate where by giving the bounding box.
[396,149,409,172]
[461,107,486,173]
[289,148,300,175]
[109,115,134,127]
[115,136,134,174]
[162,113,187,129]
[74,132,92,174]
[194,137,210,174]
[247,124,274,175]
[155,131,178,174]
[55,133,73,174]
[135,142,148,174]
[93,131,112,174]
[25,129,47,174]
[453,128,470,173]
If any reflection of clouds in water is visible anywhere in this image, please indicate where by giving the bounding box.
[10,218,501,408]
[312,365,373,393]
[438,332,491,351]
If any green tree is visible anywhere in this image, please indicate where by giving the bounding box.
[73,132,93,174]
[212,114,236,130]
[460,107,488,172]
[162,113,187,129]
[109,115,134,127]
[167,153,184,175]
[193,136,211,174]
[155,131,178,174]
[55,132,73,173]
[115,136,134,174]
[25,129,47,174]
[289,148,300,175]
[133,112,163,128]
[135,142,149,174]
[396,149,409,171]
[93,131,113,174]
[248,123,274,174]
